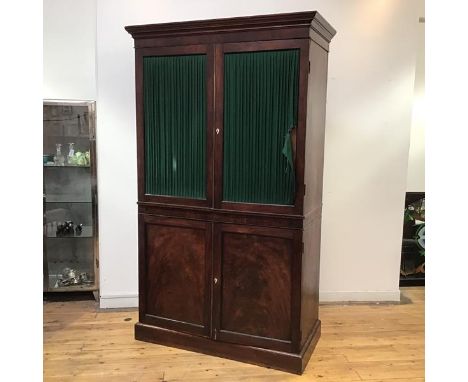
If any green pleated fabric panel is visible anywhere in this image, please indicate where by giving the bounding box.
[223,49,299,205]
[143,54,206,199]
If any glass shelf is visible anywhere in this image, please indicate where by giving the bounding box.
[45,202,92,205]
[44,134,91,138]
[46,284,96,292]
[45,197,92,203]
[44,164,91,168]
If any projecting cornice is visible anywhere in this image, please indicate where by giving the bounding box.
[125,11,336,44]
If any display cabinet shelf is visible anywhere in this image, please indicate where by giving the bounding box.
[45,198,93,203]
[44,164,91,168]
[47,285,96,292]
[44,134,91,138]
[45,200,92,204]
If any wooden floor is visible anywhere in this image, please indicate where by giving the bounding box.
[44,287,424,381]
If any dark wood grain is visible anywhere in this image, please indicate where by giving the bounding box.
[132,28,310,50]
[141,215,211,336]
[146,224,204,323]
[125,11,335,42]
[138,203,303,229]
[214,224,299,352]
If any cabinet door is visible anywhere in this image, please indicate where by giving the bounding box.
[213,223,301,352]
[139,215,212,337]
[214,40,309,214]
[136,45,214,207]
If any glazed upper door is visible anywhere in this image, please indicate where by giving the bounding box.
[212,223,302,352]
[136,45,214,207]
[214,40,309,214]
[139,215,212,337]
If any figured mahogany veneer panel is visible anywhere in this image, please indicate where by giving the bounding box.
[145,223,206,326]
[219,229,292,341]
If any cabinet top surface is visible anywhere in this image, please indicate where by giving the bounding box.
[125,11,336,43]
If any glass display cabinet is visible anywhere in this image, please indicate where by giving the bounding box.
[43,100,98,298]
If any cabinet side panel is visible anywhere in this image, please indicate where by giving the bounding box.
[303,41,328,216]
[301,216,321,345]
[301,41,329,345]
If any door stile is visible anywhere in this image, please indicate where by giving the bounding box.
[291,228,304,352]
[204,221,214,337]
[212,223,223,340]
[213,44,224,209]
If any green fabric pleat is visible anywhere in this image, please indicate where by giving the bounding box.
[223,49,299,205]
[282,128,296,196]
[143,55,206,199]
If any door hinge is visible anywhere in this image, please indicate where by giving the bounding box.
[308,61,311,73]
[304,184,306,195]
[95,258,99,268]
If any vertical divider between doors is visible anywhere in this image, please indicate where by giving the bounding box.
[205,220,214,337]
[206,44,215,207]
[212,223,223,340]
[213,44,224,208]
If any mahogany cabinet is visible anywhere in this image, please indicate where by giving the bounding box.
[126,11,335,374]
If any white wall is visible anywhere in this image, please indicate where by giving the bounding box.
[43,0,97,100]
[45,0,423,307]
[406,18,425,192]
[319,0,423,301]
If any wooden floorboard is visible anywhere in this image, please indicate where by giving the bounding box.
[44,287,424,381]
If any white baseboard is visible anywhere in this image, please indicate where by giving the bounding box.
[319,290,401,302]
[99,294,138,309]
[98,290,400,308]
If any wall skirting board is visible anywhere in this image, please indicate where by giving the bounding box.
[99,294,139,309]
[319,290,401,302]
[99,291,400,309]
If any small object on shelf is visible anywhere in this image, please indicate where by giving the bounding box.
[56,267,92,287]
[56,221,75,236]
[54,143,65,166]
[74,151,87,166]
[85,150,91,166]
[79,272,92,284]
[67,143,75,165]
[75,223,83,236]
[56,222,64,236]
[64,221,75,235]
[43,154,54,164]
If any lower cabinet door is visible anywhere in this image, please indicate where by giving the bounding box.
[140,215,212,337]
[213,223,301,352]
